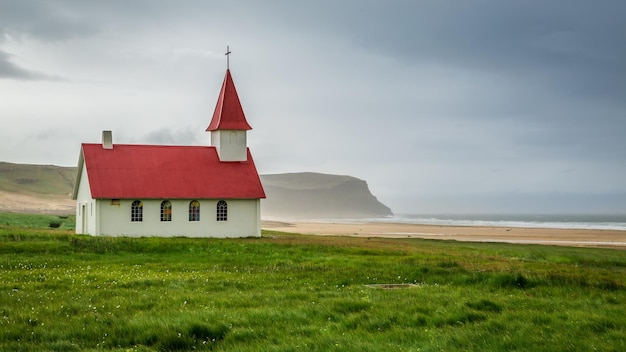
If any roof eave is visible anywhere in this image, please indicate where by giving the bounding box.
[70,147,85,200]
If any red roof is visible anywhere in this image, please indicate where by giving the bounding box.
[81,143,265,199]
[207,69,252,131]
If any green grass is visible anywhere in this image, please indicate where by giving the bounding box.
[0,212,75,231]
[0,213,625,351]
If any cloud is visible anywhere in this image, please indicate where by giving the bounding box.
[0,50,65,81]
[0,0,99,80]
[140,127,203,146]
[0,0,99,42]
[25,18,98,43]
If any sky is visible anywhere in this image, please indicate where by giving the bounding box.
[1,0,625,214]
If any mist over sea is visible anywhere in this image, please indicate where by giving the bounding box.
[325,214,626,231]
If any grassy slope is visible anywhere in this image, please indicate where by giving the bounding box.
[0,162,76,196]
[0,213,624,351]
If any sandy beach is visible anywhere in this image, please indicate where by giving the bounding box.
[262,220,626,249]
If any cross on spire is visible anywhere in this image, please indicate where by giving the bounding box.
[225,46,232,69]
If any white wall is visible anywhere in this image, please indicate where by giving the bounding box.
[75,162,97,235]
[211,130,247,161]
[97,198,261,237]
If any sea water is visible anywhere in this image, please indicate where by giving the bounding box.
[323,214,626,231]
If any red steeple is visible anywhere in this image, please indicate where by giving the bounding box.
[206,69,252,131]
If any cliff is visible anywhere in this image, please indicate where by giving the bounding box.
[261,172,393,219]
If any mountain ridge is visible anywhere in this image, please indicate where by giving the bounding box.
[0,162,393,218]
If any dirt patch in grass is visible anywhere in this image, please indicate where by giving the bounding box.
[365,284,419,289]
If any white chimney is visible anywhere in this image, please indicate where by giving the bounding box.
[102,130,113,149]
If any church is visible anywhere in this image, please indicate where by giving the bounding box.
[71,67,266,237]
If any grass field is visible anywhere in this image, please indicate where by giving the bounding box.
[0,213,624,351]
[0,212,75,231]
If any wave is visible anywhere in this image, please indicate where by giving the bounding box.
[303,214,626,231]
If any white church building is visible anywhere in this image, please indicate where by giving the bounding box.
[71,68,266,237]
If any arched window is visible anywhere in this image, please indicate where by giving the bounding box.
[189,200,200,221]
[131,200,143,222]
[216,200,227,221]
[161,200,172,222]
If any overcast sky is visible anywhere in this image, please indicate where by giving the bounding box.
[1,0,625,214]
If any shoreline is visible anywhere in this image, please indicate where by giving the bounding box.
[261,220,626,249]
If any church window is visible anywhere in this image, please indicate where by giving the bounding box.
[216,200,227,221]
[189,200,200,221]
[161,200,172,221]
[131,200,143,222]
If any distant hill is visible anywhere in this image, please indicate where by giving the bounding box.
[0,162,76,214]
[261,172,392,219]
[0,162,393,218]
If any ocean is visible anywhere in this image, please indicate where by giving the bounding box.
[351,214,626,231]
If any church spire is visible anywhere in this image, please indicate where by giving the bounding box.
[206,68,252,131]
[208,48,252,162]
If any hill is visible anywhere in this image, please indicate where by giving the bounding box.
[0,162,75,214]
[261,172,392,219]
[0,162,393,218]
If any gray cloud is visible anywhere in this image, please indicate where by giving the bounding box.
[25,18,97,42]
[0,50,65,80]
[0,0,99,42]
[0,0,98,80]
[141,127,203,146]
